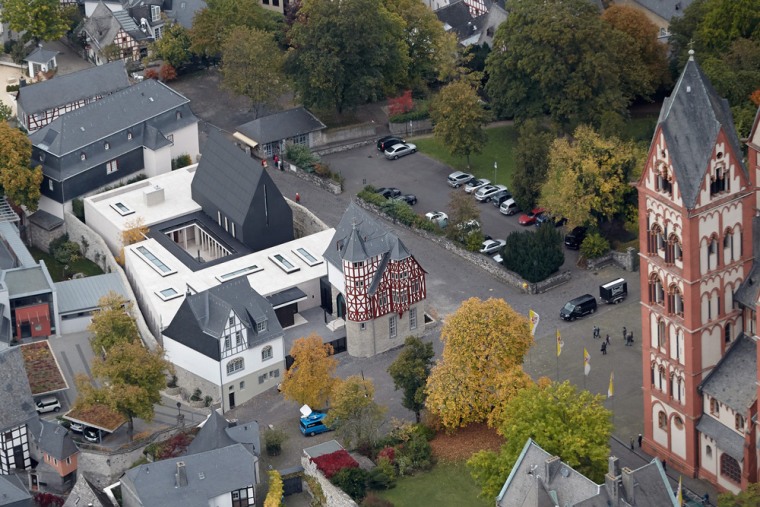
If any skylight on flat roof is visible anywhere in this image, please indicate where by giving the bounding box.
[292,247,322,267]
[215,264,263,283]
[110,202,134,216]
[135,246,176,276]
[156,287,182,301]
[269,253,299,274]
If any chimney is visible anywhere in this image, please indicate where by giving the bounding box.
[608,456,621,477]
[175,461,188,487]
[544,456,561,481]
[621,467,636,503]
[228,418,238,428]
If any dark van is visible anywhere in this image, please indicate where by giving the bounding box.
[560,294,597,321]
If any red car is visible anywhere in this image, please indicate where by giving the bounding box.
[519,207,546,226]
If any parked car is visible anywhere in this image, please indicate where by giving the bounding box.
[464,178,490,194]
[447,171,474,188]
[455,218,480,231]
[490,190,512,206]
[475,184,507,202]
[375,187,402,199]
[499,198,520,216]
[83,427,100,443]
[536,214,568,227]
[393,194,418,205]
[384,143,417,160]
[480,238,506,255]
[377,136,405,152]
[564,226,587,249]
[68,422,85,433]
[519,207,546,225]
[35,396,61,414]
[559,294,597,321]
[425,211,448,227]
[300,405,332,436]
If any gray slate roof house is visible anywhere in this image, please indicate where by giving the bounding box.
[634,0,693,22]
[55,273,128,320]
[496,439,677,506]
[435,0,488,45]
[186,409,260,457]
[120,443,257,507]
[0,474,32,507]
[16,61,130,133]
[234,107,326,156]
[0,347,38,431]
[162,277,283,361]
[165,0,208,29]
[191,129,294,252]
[656,53,745,210]
[27,418,78,463]
[24,47,58,76]
[63,475,114,507]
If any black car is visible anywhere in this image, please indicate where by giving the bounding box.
[491,191,512,206]
[377,136,405,152]
[564,226,588,249]
[375,187,402,199]
[536,214,568,228]
[393,194,418,205]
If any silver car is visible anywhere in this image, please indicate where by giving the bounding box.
[384,143,417,160]
[447,171,474,188]
[475,184,507,202]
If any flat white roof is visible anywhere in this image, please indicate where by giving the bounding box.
[125,229,335,329]
[84,164,201,230]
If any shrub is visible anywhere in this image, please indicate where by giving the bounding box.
[388,90,413,116]
[368,457,396,490]
[264,427,288,456]
[172,154,193,170]
[502,224,564,283]
[167,374,178,388]
[361,494,395,507]
[264,470,284,507]
[377,446,395,464]
[53,241,81,265]
[331,467,369,501]
[581,232,610,259]
[395,432,433,476]
[34,492,64,507]
[144,68,159,80]
[159,64,177,81]
[311,449,359,479]
[6,84,19,93]
[49,233,70,254]
[203,395,213,407]
[389,99,430,123]
[190,388,202,401]
[286,144,320,172]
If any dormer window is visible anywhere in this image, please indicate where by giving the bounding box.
[176,111,182,120]
[39,153,45,162]
[736,414,745,431]
[710,398,720,416]
[127,131,133,140]
[151,5,161,21]
[80,152,86,161]
[104,142,110,150]
[256,321,267,333]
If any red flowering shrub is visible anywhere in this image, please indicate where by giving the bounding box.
[388,90,413,116]
[144,68,159,80]
[311,449,359,479]
[159,64,177,82]
[156,432,192,459]
[378,446,395,464]
[34,492,64,507]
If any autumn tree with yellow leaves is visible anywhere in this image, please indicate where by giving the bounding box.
[425,297,533,430]
[280,334,338,409]
[0,122,43,211]
[116,217,149,265]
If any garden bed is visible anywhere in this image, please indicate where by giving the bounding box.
[29,246,104,282]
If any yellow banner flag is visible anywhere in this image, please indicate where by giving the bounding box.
[529,309,540,337]
[556,329,563,357]
[677,476,683,506]
[608,372,614,398]
[584,348,590,376]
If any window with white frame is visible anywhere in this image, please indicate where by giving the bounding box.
[389,315,397,338]
[48,180,53,191]
[270,253,299,273]
[104,142,110,150]
[410,307,417,330]
[151,5,160,21]
[235,331,242,346]
[291,133,308,146]
[106,160,118,174]
[215,265,262,283]
[226,358,244,375]
[262,345,273,361]
[257,320,267,333]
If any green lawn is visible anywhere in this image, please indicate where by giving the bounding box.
[30,246,104,283]
[412,125,518,188]
[375,462,490,507]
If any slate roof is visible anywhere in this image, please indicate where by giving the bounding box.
[27,418,78,461]
[0,474,32,507]
[236,107,326,146]
[30,79,190,156]
[81,2,123,50]
[0,347,38,432]
[17,61,130,116]
[2,266,54,298]
[162,277,283,360]
[113,10,150,41]
[323,202,413,272]
[734,217,760,308]
[657,54,746,209]
[435,0,487,43]
[55,273,128,315]
[166,0,207,29]
[25,47,58,65]
[634,0,693,21]
[186,410,237,455]
[697,415,745,462]
[700,334,757,413]
[225,420,261,456]
[121,444,256,507]
[63,475,114,507]
[0,222,37,269]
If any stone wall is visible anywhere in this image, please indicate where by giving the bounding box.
[388,119,433,136]
[29,221,65,254]
[282,163,342,195]
[301,454,358,507]
[312,123,377,147]
[172,363,221,405]
[315,139,374,156]
[287,198,330,238]
[586,247,638,272]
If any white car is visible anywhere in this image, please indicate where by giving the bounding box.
[425,211,448,227]
[480,238,506,255]
[475,184,507,202]
[464,178,490,194]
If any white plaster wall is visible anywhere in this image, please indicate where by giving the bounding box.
[295,277,321,311]
[650,312,659,349]
[60,315,91,334]
[651,401,669,448]
[143,145,172,178]
[37,195,65,219]
[169,122,200,161]
[701,327,721,370]
[164,336,221,385]
[221,337,285,384]
[700,435,718,479]
[327,262,345,294]
[668,326,684,364]
[82,198,123,255]
[670,415,687,458]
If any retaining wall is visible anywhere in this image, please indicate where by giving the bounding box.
[283,162,342,195]
[586,247,638,272]
[388,119,433,136]
[313,123,376,147]
[301,455,357,507]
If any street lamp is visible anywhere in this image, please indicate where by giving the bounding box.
[493,161,498,184]
[176,402,184,426]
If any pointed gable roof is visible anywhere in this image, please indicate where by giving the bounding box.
[700,333,757,413]
[657,52,746,209]
[185,410,237,455]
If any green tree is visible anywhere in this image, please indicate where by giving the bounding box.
[88,292,139,355]
[150,22,193,68]
[446,190,482,245]
[100,44,122,63]
[190,0,280,58]
[387,336,434,423]
[697,0,760,53]
[429,80,490,168]
[221,26,288,119]
[0,122,44,211]
[0,0,69,43]
[718,482,760,506]
[501,224,564,283]
[324,375,386,449]
[285,0,408,113]
[485,0,630,128]
[539,125,643,229]
[0,102,13,122]
[468,381,613,499]
[512,119,558,211]
[280,334,338,409]
[426,298,533,429]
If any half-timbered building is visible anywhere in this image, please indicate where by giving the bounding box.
[81,1,151,65]
[29,78,199,219]
[17,61,130,133]
[0,347,37,476]
[324,203,426,357]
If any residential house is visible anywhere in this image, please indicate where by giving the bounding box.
[119,444,257,507]
[83,0,207,30]
[186,410,260,460]
[16,61,131,133]
[0,347,37,475]
[26,418,78,493]
[323,203,427,358]
[234,107,327,159]
[476,0,507,47]
[123,0,166,40]
[496,439,677,506]
[434,0,488,45]
[165,0,208,30]
[0,475,32,507]
[23,47,58,79]
[162,277,286,412]
[29,78,199,219]
[63,475,114,507]
[81,1,152,65]
[55,274,128,335]
[84,0,124,18]
[637,51,760,492]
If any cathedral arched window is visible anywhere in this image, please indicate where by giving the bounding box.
[710,162,728,196]
[666,234,682,265]
[668,284,683,317]
[648,223,664,255]
[720,454,741,484]
[649,274,664,306]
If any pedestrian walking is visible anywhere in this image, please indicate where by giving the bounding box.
[295,192,301,204]
[627,331,634,346]
[630,437,634,450]
[622,326,627,341]
[261,158,268,169]
[273,154,279,168]
[638,434,643,447]
[601,341,607,355]
[606,334,611,345]
[593,325,600,339]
